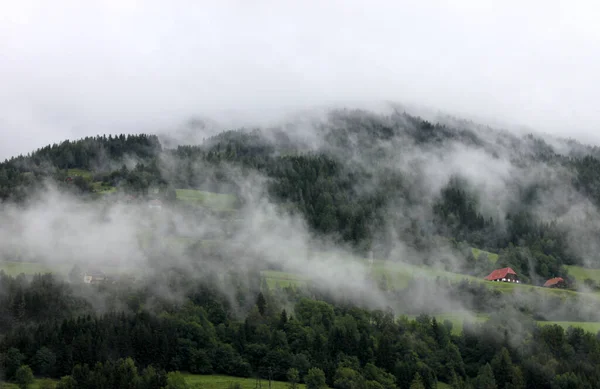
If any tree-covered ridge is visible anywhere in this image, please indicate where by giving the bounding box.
[3,109,600,274]
[0,134,163,201]
[4,134,162,170]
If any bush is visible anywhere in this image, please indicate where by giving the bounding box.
[15,365,34,389]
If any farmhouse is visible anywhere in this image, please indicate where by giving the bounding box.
[83,270,107,284]
[148,199,163,210]
[543,277,565,288]
[484,267,520,283]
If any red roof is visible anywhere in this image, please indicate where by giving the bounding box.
[484,267,517,281]
[543,277,564,287]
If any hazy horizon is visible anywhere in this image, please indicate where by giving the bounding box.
[2,0,599,159]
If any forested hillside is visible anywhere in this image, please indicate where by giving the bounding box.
[3,108,600,388]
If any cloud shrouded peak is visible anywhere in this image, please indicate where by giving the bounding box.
[1,0,600,159]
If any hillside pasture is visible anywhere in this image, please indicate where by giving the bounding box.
[66,168,120,194]
[261,270,308,289]
[407,313,600,336]
[566,265,600,284]
[471,247,499,263]
[0,260,137,280]
[264,255,599,302]
[538,320,600,334]
[67,168,93,180]
[176,189,237,211]
[0,375,458,389]
[371,260,481,289]
[403,313,489,335]
[182,373,306,389]
[1,379,57,389]
[0,260,68,277]
[91,181,116,193]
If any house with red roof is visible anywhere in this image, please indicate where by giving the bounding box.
[543,277,565,288]
[484,267,520,283]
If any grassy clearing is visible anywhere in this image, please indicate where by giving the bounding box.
[1,379,57,389]
[404,313,489,335]
[182,373,306,389]
[403,312,600,336]
[261,256,600,302]
[565,265,600,284]
[471,248,499,263]
[91,181,116,193]
[372,258,600,303]
[176,189,237,210]
[0,261,69,277]
[67,168,93,180]
[67,168,119,194]
[0,260,137,280]
[0,375,449,389]
[483,278,598,300]
[261,270,308,289]
[537,321,600,334]
[371,260,480,289]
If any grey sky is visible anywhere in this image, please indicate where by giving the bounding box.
[1,0,599,159]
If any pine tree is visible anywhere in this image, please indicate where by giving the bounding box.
[410,372,426,389]
[279,309,288,329]
[256,292,267,316]
[474,364,497,389]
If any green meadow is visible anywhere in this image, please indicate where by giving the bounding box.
[537,321,600,334]
[0,261,68,277]
[182,373,306,389]
[67,168,93,180]
[176,189,238,210]
[405,313,600,336]
[1,379,57,389]
[471,247,499,263]
[403,313,490,335]
[261,270,308,289]
[565,265,600,284]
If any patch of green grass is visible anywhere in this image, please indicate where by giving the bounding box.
[176,189,238,210]
[91,181,116,193]
[261,270,307,289]
[370,258,600,303]
[67,168,93,180]
[1,378,57,388]
[404,312,600,336]
[0,261,68,276]
[483,278,594,300]
[471,248,499,263]
[261,270,307,281]
[182,373,307,389]
[265,278,307,289]
[537,321,600,334]
[0,260,138,280]
[565,265,600,284]
[404,313,489,335]
[371,260,479,289]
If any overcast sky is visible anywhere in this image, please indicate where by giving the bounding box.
[1,0,599,159]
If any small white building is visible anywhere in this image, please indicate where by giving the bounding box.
[148,199,163,210]
[83,270,107,284]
